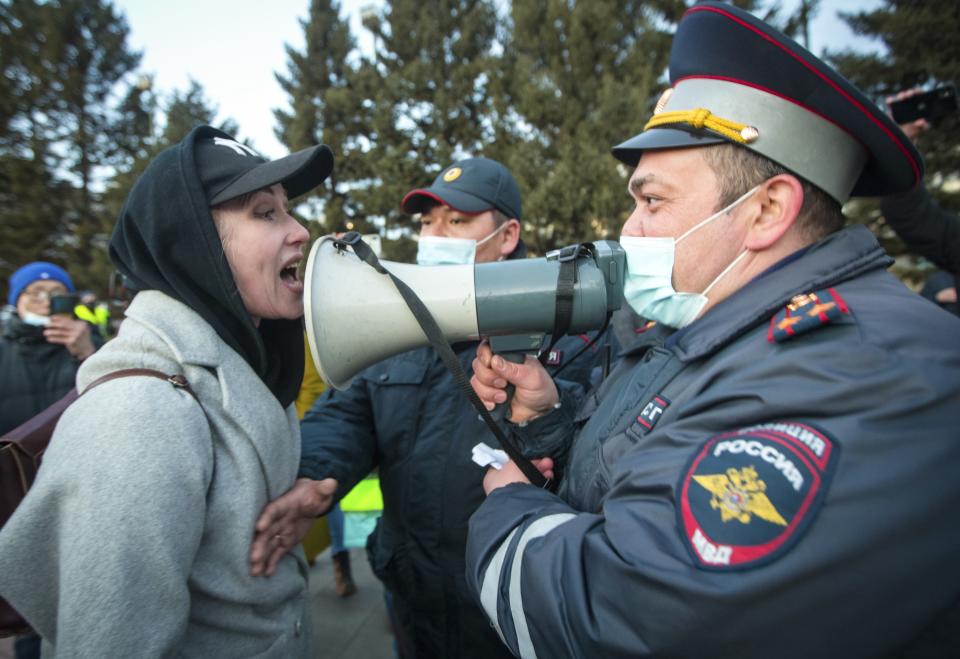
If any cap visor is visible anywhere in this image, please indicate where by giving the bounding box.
[612,127,726,166]
[401,187,493,215]
[209,144,334,206]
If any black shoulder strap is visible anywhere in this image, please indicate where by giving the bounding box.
[336,233,551,490]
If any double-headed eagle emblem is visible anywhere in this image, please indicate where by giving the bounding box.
[693,465,787,526]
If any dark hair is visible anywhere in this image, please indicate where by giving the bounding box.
[701,143,845,240]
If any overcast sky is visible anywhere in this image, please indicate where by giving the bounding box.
[117,0,883,159]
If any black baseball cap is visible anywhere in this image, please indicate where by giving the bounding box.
[401,157,522,220]
[195,128,334,206]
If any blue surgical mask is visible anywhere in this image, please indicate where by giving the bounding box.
[416,222,508,266]
[620,185,758,328]
[416,236,478,266]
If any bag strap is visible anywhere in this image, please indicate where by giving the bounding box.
[3,369,197,457]
[83,368,198,402]
[334,233,552,490]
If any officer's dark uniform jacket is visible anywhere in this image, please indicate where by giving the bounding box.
[299,248,613,658]
[466,224,960,658]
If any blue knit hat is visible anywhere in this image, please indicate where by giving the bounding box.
[7,262,75,306]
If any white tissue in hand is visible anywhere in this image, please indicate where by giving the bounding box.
[472,442,509,470]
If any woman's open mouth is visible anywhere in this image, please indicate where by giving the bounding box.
[280,258,304,293]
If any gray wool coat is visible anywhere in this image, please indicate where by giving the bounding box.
[0,290,313,657]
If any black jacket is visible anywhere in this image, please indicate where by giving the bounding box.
[0,319,84,434]
[299,331,611,659]
[881,183,960,278]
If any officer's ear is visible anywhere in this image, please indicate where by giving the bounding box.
[744,174,805,252]
[498,218,521,259]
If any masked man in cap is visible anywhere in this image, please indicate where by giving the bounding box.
[250,158,613,658]
[467,4,960,657]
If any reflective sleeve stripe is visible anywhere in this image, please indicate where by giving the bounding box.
[480,526,520,645]
[509,513,577,659]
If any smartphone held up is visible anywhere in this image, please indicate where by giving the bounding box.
[889,84,959,124]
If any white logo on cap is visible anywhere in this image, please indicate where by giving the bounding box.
[213,137,260,158]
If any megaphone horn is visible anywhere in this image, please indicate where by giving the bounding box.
[304,236,625,389]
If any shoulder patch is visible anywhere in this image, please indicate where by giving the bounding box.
[767,288,850,343]
[677,422,839,570]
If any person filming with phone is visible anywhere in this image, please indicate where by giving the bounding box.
[0,262,99,435]
[882,85,960,314]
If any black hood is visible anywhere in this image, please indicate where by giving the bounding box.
[109,126,304,408]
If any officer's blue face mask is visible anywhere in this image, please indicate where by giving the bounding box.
[416,221,508,266]
[620,185,759,328]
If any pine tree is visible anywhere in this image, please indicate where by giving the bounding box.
[274,0,365,237]
[487,0,685,253]
[349,0,500,248]
[0,0,145,296]
[276,0,502,260]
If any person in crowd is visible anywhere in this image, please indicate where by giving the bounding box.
[1,262,99,435]
[74,290,111,338]
[0,125,333,657]
[880,87,960,315]
[249,157,613,658]
[1,263,103,659]
[466,4,960,657]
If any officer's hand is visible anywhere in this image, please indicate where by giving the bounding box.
[250,477,337,577]
[886,88,930,144]
[44,316,95,361]
[472,342,559,424]
[483,457,555,495]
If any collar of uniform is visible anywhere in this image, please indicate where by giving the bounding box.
[667,224,891,361]
[618,322,676,358]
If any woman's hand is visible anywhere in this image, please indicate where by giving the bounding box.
[249,477,337,577]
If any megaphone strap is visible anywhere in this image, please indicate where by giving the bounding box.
[335,232,553,490]
[540,243,596,368]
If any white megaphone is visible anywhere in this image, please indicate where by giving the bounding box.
[303,235,625,389]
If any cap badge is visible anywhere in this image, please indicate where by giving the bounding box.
[739,126,760,143]
[645,108,756,145]
[443,167,462,182]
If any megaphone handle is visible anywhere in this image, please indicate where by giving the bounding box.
[489,352,525,423]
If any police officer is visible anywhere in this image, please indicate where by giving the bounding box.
[249,158,613,658]
[467,4,960,657]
